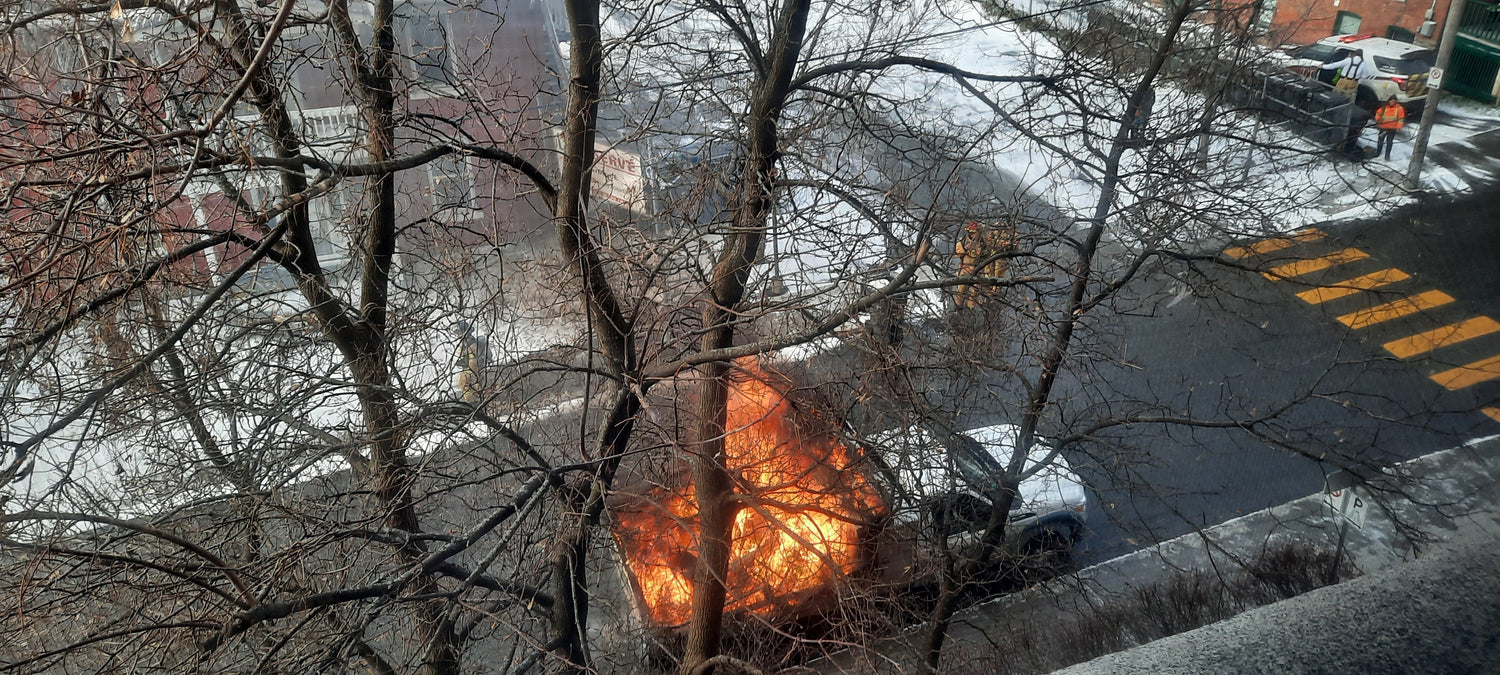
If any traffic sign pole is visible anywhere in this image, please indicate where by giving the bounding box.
[1406,0,1467,190]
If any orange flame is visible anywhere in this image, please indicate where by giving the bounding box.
[613,358,885,626]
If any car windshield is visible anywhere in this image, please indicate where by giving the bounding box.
[1295,44,1341,62]
[1375,51,1435,74]
[951,435,1004,489]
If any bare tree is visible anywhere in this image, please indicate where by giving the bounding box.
[0,0,1411,672]
[0,0,574,671]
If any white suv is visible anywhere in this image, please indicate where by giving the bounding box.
[1281,34,1436,111]
[863,423,1089,579]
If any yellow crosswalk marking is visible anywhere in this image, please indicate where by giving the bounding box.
[1263,248,1369,281]
[1336,290,1455,330]
[1224,229,1327,260]
[1383,316,1500,359]
[1484,407,1500,424]
[1296,268,1411,305]
[1431,354,1500,390]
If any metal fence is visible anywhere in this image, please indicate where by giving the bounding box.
[1461,0,1500,45]
[1078,4,1355,152]
[1224,68,1356,150]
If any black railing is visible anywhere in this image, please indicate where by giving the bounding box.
[1460,0,1500,46]
[1224,67,1355,149]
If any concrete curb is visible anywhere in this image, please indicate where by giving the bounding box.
[1048,433,1500,674]
[1068,434,1500,598]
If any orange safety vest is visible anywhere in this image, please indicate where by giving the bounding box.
[1374,104,1405,131]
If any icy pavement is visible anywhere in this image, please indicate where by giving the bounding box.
[1294,99,1500,225]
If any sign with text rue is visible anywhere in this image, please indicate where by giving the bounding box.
[1324,486,1369,529]
[592,142,648,214]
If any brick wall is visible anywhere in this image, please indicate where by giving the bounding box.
[1269,0,1456,47]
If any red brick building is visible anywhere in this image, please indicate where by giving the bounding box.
[1,1,571,301]
[1266,0,1456,47]
[1262,0,1500,102]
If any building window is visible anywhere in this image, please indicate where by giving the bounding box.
[348,2,453,87]
[243,184,283,228]
[428,154,479,218]
[1386,25,1417,43]
[1254,0,1279,33]
[50,36,88,95]
[238,184,298,290]
[401,6,451,85]
[1334,11,1363,35]
[309,184,355,267]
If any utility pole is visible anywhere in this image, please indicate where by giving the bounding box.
[1406,0,1467,190]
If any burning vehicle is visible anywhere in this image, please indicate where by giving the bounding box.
[607,359,1088,630]
[609,359,887,627]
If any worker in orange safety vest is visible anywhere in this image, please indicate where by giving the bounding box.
[1374,96,1406,162]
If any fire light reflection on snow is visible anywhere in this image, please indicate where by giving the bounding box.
[612,358,886,626]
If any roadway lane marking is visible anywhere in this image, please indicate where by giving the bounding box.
[1224,228,1327,260]
[1431,354,1500,390]
[1383,316,1500,359]
[1296,268,1411,305]
[1484,407,1500,424]
[1335,290,1456,330]
[1263,248,1369,281]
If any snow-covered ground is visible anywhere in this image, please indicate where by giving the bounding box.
[917,1,1495,231]
[4,275,588,522]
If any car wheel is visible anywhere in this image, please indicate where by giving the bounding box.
[1018,529,1075,582]
[1355,86,1378,111]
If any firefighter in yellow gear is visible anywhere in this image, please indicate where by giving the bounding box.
[954,220,1017,309]
[454,321,491,405]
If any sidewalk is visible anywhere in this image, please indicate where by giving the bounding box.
[1056,436,1500,675]
[1301,101,1500,222]
[1055,522,1500,674]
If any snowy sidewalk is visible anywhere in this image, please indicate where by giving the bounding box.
[1296,100,1500,224]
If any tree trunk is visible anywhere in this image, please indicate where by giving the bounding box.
[547,390,642,671]
[678,1,812,670]
[550,484,593,671]
[538,0,650,667]
[922,4,1196,666]
[681,354,738,672]
[921,514,959,672]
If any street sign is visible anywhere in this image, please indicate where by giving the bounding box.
[1429,67,1445,88]
[593,142,648,214]
[1324,486,1369,529]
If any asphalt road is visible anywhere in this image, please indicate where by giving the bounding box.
[495,178,1500,580]
[1062,185,1500,564]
